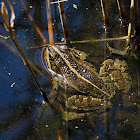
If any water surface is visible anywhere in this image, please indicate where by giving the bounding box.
[0,0,140,139]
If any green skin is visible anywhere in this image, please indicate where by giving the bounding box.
[44,45,131,120]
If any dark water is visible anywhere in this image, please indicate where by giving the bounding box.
[0,0,140,139]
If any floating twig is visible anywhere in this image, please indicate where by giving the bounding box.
[28,36,130,49]
[50,0,67,4]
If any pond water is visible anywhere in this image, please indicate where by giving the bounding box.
[0,0,140,139]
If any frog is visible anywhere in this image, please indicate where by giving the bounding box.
[43,45,131,120]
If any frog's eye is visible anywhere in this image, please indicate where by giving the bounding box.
[49,52,58,60]
[48,46,55,53]
[76,51,81,55]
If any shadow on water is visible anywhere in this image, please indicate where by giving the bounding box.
[0,0,140,139]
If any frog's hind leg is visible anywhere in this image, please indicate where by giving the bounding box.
[109,59,132,93]
[99,59,132,94]
[66,95,111,111]
[99,59,117,97]
[63,95,111,120]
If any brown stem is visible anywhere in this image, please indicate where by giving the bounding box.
[21,0,47,44]
[10,29,49,102]
[125,0,134,50]
[100,0,110,29]
[28,36,131,49]
[58,0,70,46]
[0,9,49,104]
[46,0,54,44]
[117,0,126,23]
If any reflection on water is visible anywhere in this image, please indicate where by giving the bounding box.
[0,0,140,139]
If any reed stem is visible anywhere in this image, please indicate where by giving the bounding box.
[0,3,49,104]
[100,0,110,29]
[46,0,54,44]
[117,0,126,23]
[125,0,134,50]
[58,0,70,46]
[28,36,131,49]
[21,0,47,44]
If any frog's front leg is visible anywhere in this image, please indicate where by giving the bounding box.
[48,76,59,104]
[48,72,68,108]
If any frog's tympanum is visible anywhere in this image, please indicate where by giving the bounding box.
[43,45,131,120]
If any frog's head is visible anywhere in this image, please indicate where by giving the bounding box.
[43,45,69,71]
[47,45,68,60]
